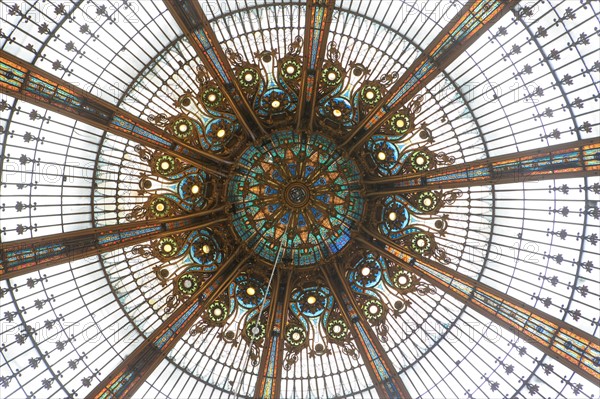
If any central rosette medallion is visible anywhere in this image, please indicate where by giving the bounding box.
[227,131,365,267]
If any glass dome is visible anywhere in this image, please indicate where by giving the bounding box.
[0,1,598,398]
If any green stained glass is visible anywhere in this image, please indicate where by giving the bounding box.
[227,131,364,267]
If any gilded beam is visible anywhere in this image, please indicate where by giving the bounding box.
[88,249,247,399]
[0,52,227,176]
[344,0,519,153]
[164,0,265,140]
[322,265,412,398]
[0,207,226,280]
[297,0,335,130]
[358,230,600,384]
[365,137,600,196]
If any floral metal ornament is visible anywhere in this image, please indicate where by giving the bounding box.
[355,94,457,178]
[370,190,458,263]
[225,46,301,128]
[122,146,218,222]
[283,272,359,370]
[187,265,275,366]
[130,227,231,313]
[343,250,436,341]
[114,30,468,395]
[315,43,372,133]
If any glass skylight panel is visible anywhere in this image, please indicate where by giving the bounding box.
[0,97,102,242]
[0,1,598,397]
[444,0,599,157]
[0,258,144,398]
[1,0,179,105]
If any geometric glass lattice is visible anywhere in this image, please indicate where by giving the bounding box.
[227,131,364,267]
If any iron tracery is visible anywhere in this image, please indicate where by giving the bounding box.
[0,1,599,399]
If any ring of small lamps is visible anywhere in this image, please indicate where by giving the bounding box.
[153,51,435,368]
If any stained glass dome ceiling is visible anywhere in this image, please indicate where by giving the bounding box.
[0,1,599,399]
[228,131,364,267]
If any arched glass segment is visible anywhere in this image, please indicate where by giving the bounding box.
[0,1,598,398]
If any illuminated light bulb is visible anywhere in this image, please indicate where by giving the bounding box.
[178,123,188,133]
[332,109,342,118]
[416,156,426,165]
[327,71,337,81]
[182,279,193,289]
[292,332,301,341]
[244,72,254,82]
[368,305,379,314]
[377,151,386,161]
[307,296,317,305]
[395,118,405,128]
[251,326,260,335]
[160,161,171,170]
[162,243,173,253]
[155,203,165,212]
[191,185,200,195]
[423,197,433,207]
[202,244,211,254]
[398,275,409,285]
[213,308,222,317]
[332,325,342,334]
[286,65,296,74]
[361,267,371,276]
[271,100,281,109]
[216,129,226,138]
[416,238,426,248]
[365,90,375,100]
[207,93,217,103]
[246,287,256,296]
[388,212,397,221]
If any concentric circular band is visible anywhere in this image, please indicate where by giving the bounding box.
[227,131,365,267]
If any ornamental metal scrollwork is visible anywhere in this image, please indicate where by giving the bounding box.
[343,250,437,340]
[180,264,274,366]
[146,228,231,314]
[315,42,372,133]
[282,272,359,369]
[124,147,217,222]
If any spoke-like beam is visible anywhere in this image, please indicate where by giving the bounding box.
[88,248,248,399]
[322,264,412,399]
[0,207,226,280]
[365,137,600,196]
[297,0,335,130]
[165,0,264,140]
[358,230,600,384]
[0,52,228,176]
[344,0,519,153]
[254,271,292,399]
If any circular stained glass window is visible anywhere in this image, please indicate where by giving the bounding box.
[227,131,365,267]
